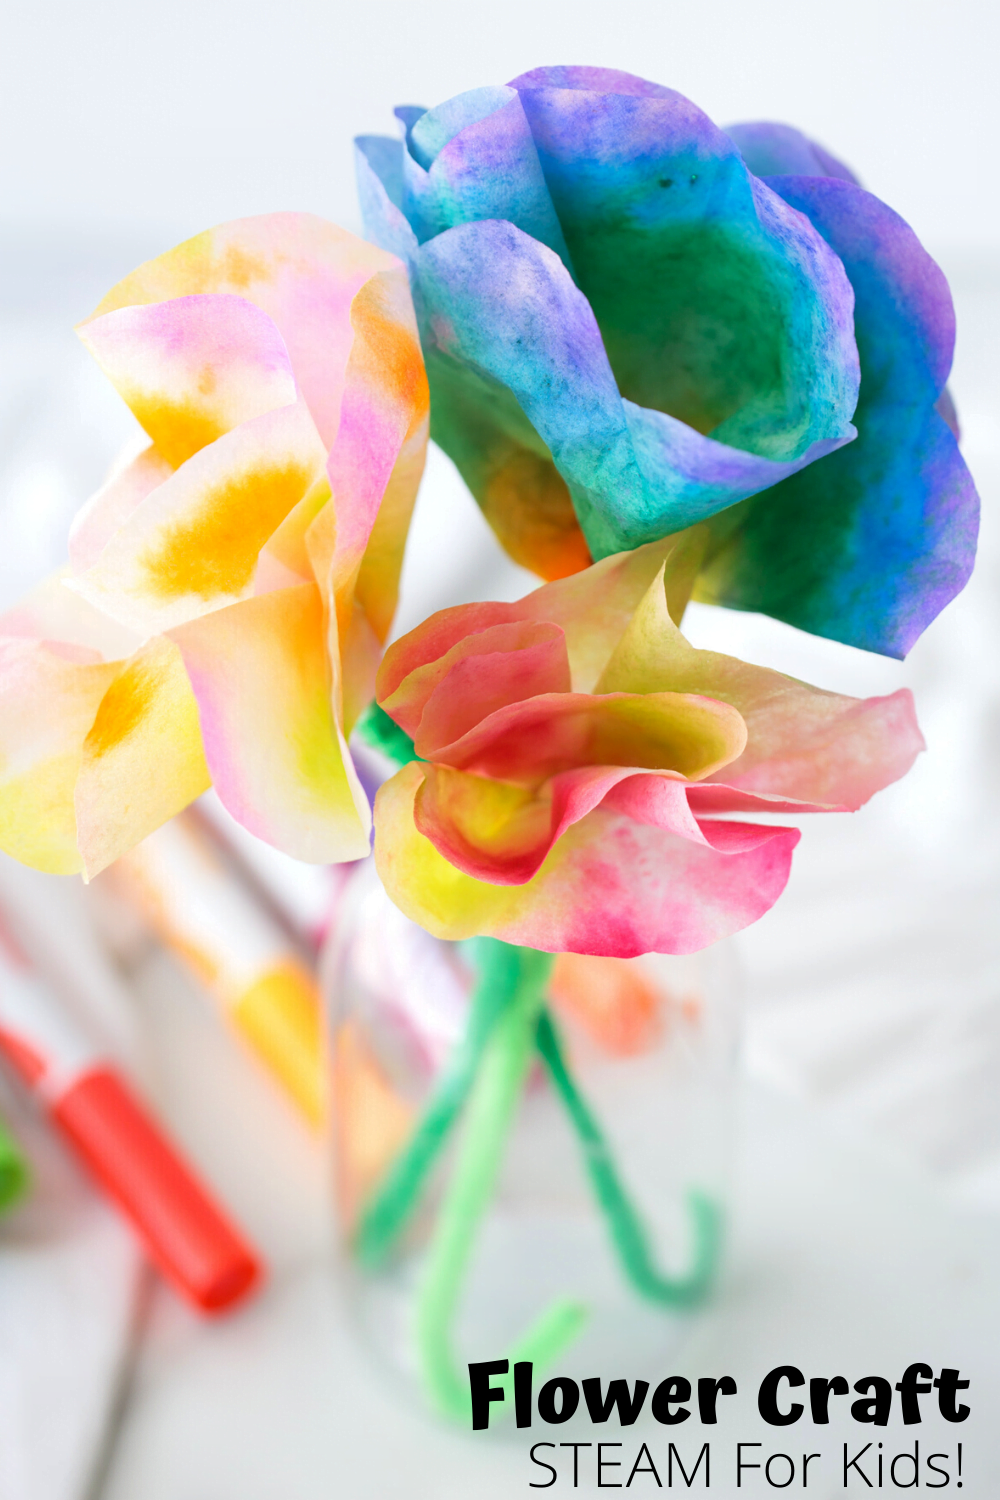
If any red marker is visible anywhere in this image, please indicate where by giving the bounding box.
[0,923,262,1313]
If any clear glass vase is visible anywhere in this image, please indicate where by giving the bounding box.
[323,859,740,1421]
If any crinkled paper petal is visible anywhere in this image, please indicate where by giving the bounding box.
[508,69,858,456]
[83,213,403,451]
[416,689,746,783]
[378,533,704,711]
[355,137,424,274]
[75,635,211,877]
[599,565,925,807]
[414,219,856,565]
[69,445,175,575]
[695,177,979,656]
[0,640,116,874]
[73,398,327,634]
[0,572,140,661]
[383,618,570,741]
[399,87,572,263]
[318,265,429,640]
[724,121,859,184]
[375,761,799,956]
[414,762,708,885]
[78,295,298,468]
[169,583,371,863]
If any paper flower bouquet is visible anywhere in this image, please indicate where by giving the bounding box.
[0,67,977,1417]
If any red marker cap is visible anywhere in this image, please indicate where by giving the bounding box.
[0,909,263,1314]
[53,1066,261,1312]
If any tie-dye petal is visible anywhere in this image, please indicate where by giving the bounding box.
[356,131,591,582]
[509,76,858,457]
[72,397,327,634]
[400,87,572,263]
[0,571,140,661]
[514,530,707,686]
[416,690,746,784]
[259,474,333,585]
[352,406,430,642]
[0,639,117,874]
[74,635,211,878]
[694,177,978,657]
[84,213,403,452]
[0,578,210,876]
[374,761,800,956]
[320,265,430,637]
[383,619,571,741]
[412,763,555,881]
[359,72,859,578]
[724,121,859,184]
[169,584,371,863]
[508,65,675,98]
[377,532,704,719]
[78,295,298,468]
[413,219,856,565]
[599,563,925,808]
[355,137,423,274]
[69,445,175,575]
[413,762,705,885]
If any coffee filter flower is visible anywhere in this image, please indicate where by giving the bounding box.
[356,66,977,657]
[0,214,429,876]
[372,537,924,955]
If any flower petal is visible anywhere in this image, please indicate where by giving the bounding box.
[0,640,116,874]
[413,762,702,885]
[69,445,175,574]
[318,265,430,641]
[75,635,211,877]
[375,761,799,956]
[695,177,979,656]
[508,66,675,98]
[78,295,299,468]
[84,213,403,451]
[414,218,856,564]
[724,121,859,184]
[509,73,859,462]
[417,690,746,783]
[400,87,572,264]
[355,137,423,273]
[169,583,371,863]
[0,571,139,661]
[378,531,704,707]
[383,618,571,741]
[599,564,925,807]
[72,397,327,634]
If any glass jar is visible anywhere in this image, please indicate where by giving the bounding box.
[323,859,740,1421]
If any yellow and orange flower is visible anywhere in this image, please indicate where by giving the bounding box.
[0,213,428,876]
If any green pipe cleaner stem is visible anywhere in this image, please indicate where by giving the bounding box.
[354,700,422,767]
[413,944,587,1422]
[354,703,717,1353]
[535,1007,722,1307]
[353,938,519,1267]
